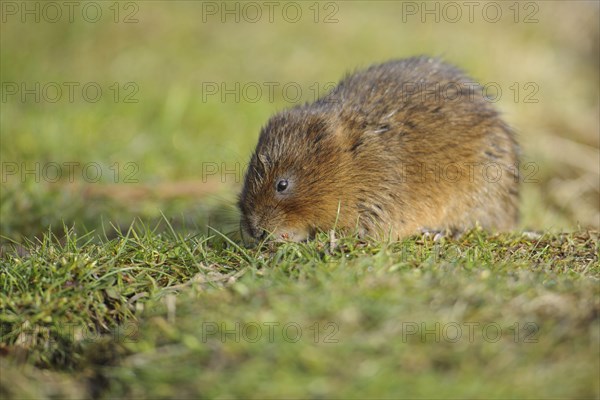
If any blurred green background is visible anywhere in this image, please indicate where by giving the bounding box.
[1,1,598,242]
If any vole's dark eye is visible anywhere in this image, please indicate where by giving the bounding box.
[276,179,289,193]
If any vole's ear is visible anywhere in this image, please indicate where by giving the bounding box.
[305,114,333,144]
[258,153,271,167]
[248,153,271,184]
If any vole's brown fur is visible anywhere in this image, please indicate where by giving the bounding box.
[239,57,519,242]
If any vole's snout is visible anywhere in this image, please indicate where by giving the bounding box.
[245,227,266,241]
[252,228,267,241]
[240,210,310,243]
[240,213,267,242]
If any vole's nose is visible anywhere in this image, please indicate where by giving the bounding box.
[248,217,267,240]
[253,227,267,240]
[246,221,266,241]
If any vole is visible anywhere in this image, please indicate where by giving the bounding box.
[238,56,519,242]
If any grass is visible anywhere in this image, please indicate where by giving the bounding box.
[1,227,599,398]
[1,1,599,399]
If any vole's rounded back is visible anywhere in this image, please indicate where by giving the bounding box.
[239,57,519,242]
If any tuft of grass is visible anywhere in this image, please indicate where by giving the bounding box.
[0,222,240,368]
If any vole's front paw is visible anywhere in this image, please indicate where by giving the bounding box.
[419,228,465,242]
[420,228,446,242]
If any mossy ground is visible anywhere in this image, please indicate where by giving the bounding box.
[1,228,598,398]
